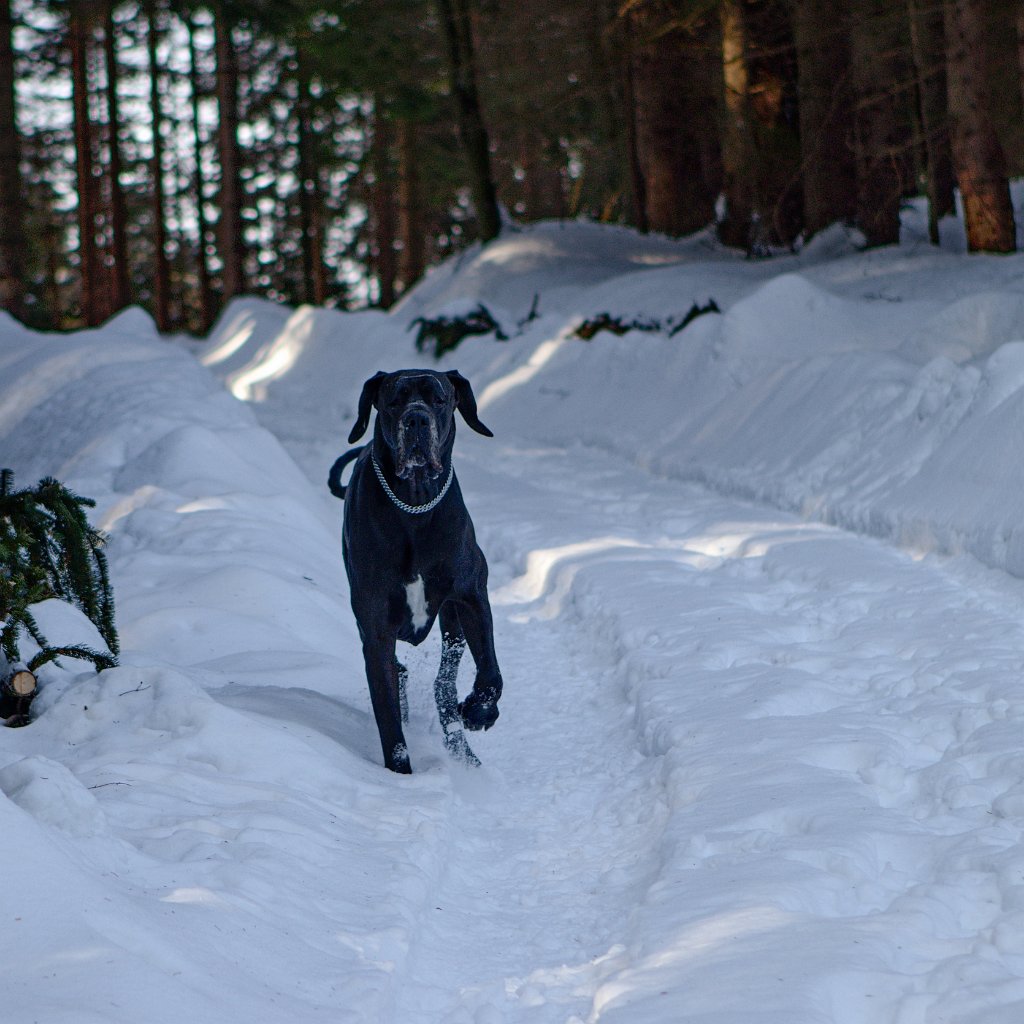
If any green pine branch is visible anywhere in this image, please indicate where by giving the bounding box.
[0,470,120,676]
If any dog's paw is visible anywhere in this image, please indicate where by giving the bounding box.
[444,729,482,767]
[384,742,412,774]
[458,691,499,732]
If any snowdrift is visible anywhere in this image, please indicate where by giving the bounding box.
[6,210,1024,1022]
[203,217,1024,579]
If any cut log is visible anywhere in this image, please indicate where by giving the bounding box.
[7,669,36,696]
[1,667,37,725]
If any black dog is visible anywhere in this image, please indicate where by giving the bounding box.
[328,369,503,773]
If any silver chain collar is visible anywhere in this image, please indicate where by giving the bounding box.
[371,454,454,515]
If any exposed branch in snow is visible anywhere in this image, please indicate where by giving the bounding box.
[410,304,509,358]
[573,300,721,340]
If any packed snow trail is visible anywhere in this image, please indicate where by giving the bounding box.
[255,399,1024,1023]
[8,216,1024,1022]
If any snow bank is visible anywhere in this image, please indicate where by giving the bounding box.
[201,219,1024,579]
[7,211,1024,1023]
[0,307,462,1022]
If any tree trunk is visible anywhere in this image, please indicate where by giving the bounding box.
[435,0,502,243]
[295,48,326,308]
[628,2,721,237]
[103,0,130,314]
[295,113,323,308]
[850,2,909,247]
[1018,6,1024,117]
[621,22,647,232]
[396,118,425,292]
[214,0,245,300]
[908,0,955,245]
[792,0,857,238]
[146,1,170,332]
[718,0,765,252]
[69,0,102,326]
[945,0,1015,252]
[0,666,36,723]
[0,0,26,320]
[587,0,634,226]
[43,221,62,328]
[187,14,214,331]
[371,106,398,309]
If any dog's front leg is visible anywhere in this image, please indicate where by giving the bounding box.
[363,637,411,773]
[435,603,480,766]
[455,589,503,732]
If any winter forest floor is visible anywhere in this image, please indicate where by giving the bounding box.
[5,214,1024,1022]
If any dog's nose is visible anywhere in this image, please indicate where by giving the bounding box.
[401,407,432,437]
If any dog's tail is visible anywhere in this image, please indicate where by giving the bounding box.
[327,447,364,500]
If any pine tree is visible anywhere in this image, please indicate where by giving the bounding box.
[435,0,501,243]
[791,0,856,238]
[908,0,955,245]
[624,0,722,238]
[103,0,130,314]
[69,0,103,325]
[945,0,1016,252]
[0,0,27,320]
[851,2,913,247]
[0,470,119,679]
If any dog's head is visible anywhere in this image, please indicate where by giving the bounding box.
[348,370,493,480]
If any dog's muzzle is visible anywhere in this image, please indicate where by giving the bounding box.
[396,405,444,479]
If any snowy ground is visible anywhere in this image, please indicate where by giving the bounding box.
[5,209,1024,1022]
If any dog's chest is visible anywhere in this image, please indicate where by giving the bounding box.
[404,575,430,631]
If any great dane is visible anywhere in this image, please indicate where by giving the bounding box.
[328,369,503,773]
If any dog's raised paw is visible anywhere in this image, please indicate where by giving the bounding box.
[458,692,499,732]
[444,729,482,766]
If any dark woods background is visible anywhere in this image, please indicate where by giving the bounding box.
[0,0,1022,334]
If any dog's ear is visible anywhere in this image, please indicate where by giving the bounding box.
[446,370,493,437]
[348,371,388,443]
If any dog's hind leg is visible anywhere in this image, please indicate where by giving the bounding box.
[396,657,409,723]
[435,604,479,766]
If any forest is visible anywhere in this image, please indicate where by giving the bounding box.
[0,0,1022,335]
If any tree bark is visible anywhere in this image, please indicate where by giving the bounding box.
[1018,6,1024,117]
[0,0,26,319]
[718,0,766,251]
[435,0,502,243]
[621,21,647,233]
[371,105,398,309]
[396,118,425,292]
[587,0,634,225]
[103,0,130,314]
[214,0,246,300]
[146,1,170,332]
[850,2,909,247]
[295,49,323,307]
[908,0,955,245]
[187,14,214,331]
[628,2,721,237]
[945,0,1015,252]
[792,0,857,238]
[69,0,102,326]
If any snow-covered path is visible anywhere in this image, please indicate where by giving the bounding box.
[267,405,1024,1023]
[9,220,1024,1022]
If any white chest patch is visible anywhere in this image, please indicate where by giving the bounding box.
[405,576,429,631]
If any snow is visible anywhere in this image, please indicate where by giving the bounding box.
[6,208,1024,1021]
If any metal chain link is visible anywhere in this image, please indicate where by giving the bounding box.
[371,455,454,515]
